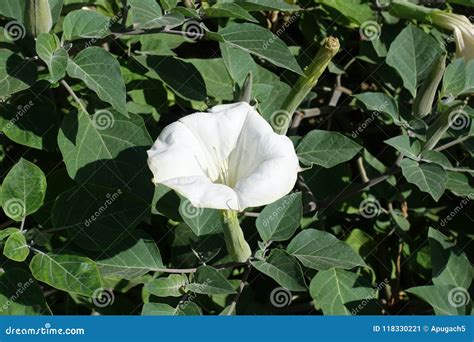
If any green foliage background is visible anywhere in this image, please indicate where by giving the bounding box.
[0,0,472,315]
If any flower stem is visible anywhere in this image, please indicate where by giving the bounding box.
[276,37,340,135]
[221,210,251,263]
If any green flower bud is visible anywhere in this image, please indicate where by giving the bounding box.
[24,0,53,37]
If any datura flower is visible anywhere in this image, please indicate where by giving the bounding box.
[430,11,474,61]
[147,102,300,212]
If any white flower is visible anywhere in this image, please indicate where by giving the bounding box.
[430,12,474,60]
[147,102,300,211]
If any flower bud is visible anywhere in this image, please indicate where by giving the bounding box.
[24,0,53,37]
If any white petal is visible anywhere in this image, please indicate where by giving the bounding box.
[163,176,239,210]
[229,108,300,209]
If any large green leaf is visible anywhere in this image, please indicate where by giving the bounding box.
[95,230,163,280]
[66,47,127,115]
[310,268,377,315]
[205,3,257,22]
[141,302,202,315]
[0,269,50,315]
[57,109,152,198]
[318,0,375,25]
[29,252,102,297]
[179,199,224,236]
[0,50,37,97]
[384,135,421,160]
[3,229,29,262]
[145,274,187,297]
[211,23,303,75]
[129,0,182,29]
[136,55,207,101]
[52,184,149,251]
[234,0,299,11]
[63,9,111,41]
[445,171,474,197]
[400,158,447,201]
[219,43,258,86]
[188,58,234,101]
[256,192,302,242]
[0,0,25,20]
[407,285,470,315]
[354,92,399,121]
[0,158,46,221]
[386,24,443,97]
[287,229,366,270]
[0,94,59,151]
[36,33,68,82]
[297,130,362,167]
[428,228,472,289]
[252,249,306,291]
[186,266,236,295]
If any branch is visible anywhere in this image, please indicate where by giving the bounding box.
[60,80,88,113]
[227,265,252,315]
[150,262,247,274]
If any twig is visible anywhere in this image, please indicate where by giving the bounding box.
[434,135,471,152]
[227,265,252,315]
[19,216,26,233]
[150,262,247,274]
[60,80,88,113]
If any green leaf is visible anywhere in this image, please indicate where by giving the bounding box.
[297,130,362,167]
[179,199,224,236]
[205,3,257,22]
[287,229,366,270]
[66,47,127,115]
[136,55,207,101]
[36,33,68,82]
[235,0,299,11]
[186,266,236,295]
[57,109,152,198]
[188,58,234,101]
[407,285,470,315]
[63,9,111,41]
[0,158,46,221]
[129,0,163,29]
[384,135,421,160]
[400,158,447,201]
[0,228,18,241]
[309,268,377,315]
[0,50,37,97]
[256,192,302,242]
[141,302,202,315]
[96,230,164,280]
[0,269,50,315]
[0,94,59,151]
[52,184,149,251]
[354,92,399,121]
[0,0,25,21]
[3,230,29,262]
[428,228,472,289]
[29,252,102,297]
[145,274,187,297]
[220,43,257,86]
[442,58,467,100]
[212,23,303,75]
[318,0,375,25]
[445,171,474,197]
[386,24,443,97]
[252,249,306,291]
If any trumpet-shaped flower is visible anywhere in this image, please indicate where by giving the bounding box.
[430,11,474,61]
[147,102,300,211]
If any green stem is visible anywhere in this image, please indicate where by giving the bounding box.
[221,210,251,263]
[276,37,340,135]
